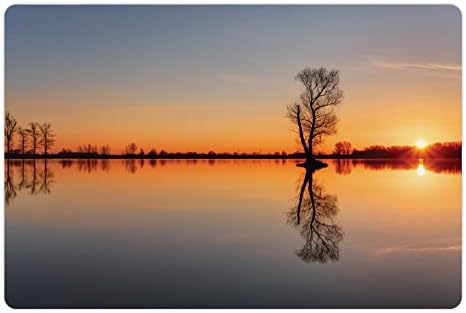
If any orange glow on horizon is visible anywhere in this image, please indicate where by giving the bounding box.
[5,5,461,155]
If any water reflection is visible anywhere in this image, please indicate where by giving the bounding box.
[334,159,352,175]
[288,168,343,263]
[77,159,99,173]
[124,159,138,174]
[5,161,16,206]
[5,158,461,209]
[416,161,426,176]
[332,158,461,175]
[5,160,55,205]
[37,160,55,194]
[4,158,461,307]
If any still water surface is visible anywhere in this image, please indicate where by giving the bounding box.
[5,159,461,308]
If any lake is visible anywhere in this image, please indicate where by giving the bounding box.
[4,158,461,308]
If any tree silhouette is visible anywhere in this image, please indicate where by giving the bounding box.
[125,143,138,156]
[287,169,343,263]
[287,67,343,166]
[100,144,111,156]
[5,111,18,155]
[38,123,56,156]
[334,141,352,156]
[147,148,158,157]
[17,126,29,155]
[26,122,40,156]
[78,144,98,156]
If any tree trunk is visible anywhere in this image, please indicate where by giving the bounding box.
[309,140,313,164]
[308,108,316,165]
[296,170,310,224]
[296,106,310,159]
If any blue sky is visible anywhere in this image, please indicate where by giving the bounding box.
[5,5,461,152]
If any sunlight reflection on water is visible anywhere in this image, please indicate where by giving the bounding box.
[4,159,461,308]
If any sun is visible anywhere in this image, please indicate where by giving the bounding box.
[415,138,427,149]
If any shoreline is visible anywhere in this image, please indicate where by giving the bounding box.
[4,156,461,160]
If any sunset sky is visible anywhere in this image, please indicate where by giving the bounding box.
[5,5,461,154]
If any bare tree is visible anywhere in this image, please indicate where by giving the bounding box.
[26,122,40,156]
[17,127,29,155]
[125,143,138,156]
[5,111,18,155]
[78,144,97,155]
[100,144,111,156]
[287,67,343,166]
[38,122,56,156]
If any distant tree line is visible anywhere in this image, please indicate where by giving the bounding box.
[53,147,293,159]
[326,141,461,159]
[5,112,461,160]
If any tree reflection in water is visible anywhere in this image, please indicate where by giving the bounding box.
[37,160,55,194]
[5,160,55,206]
[77,159,98,173]
[5,160,17,206]
[124,159,138,174]
[287,168,343,263]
